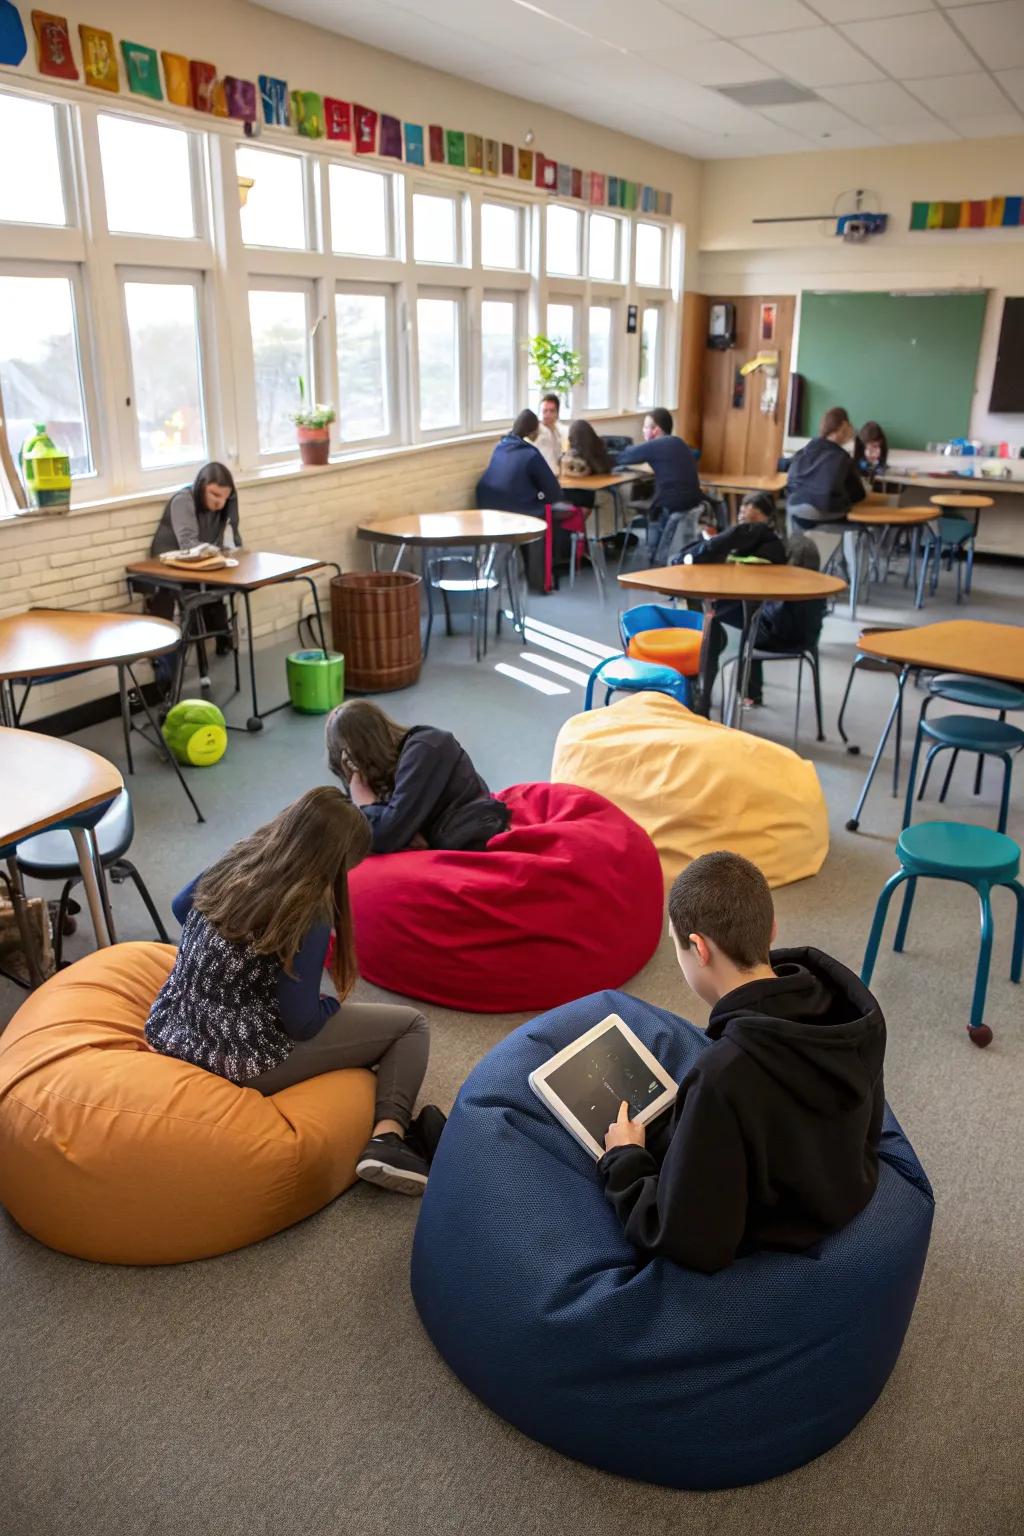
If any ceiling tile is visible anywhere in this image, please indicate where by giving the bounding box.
[995,67,1024,109]
[810,0,931,17]
[805,123,887,146]
[634,39,781,85]
[908,70,1016,115]
[761,99,863,134]
[529,0,714,50]
[662,0,821,36]
[947,3,1024,72]
[819,80,939,123]
[741,25,884,85]
[839,13,979,77]
[876,118,963,141]
[950,110,1024,135]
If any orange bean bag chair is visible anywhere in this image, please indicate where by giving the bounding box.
[0,942,375,1265]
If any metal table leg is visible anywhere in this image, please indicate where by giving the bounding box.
[69,826,112,947]
[846,665,910,832]
[122,662,205,823]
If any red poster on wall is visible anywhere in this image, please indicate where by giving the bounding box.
[190,60,217,113]
[354,105,378,153]
[429,124,445,162]
[324,98,352,140]
[501,142,514,176]
[32,11,78,79]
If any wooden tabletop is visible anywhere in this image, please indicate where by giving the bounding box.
[848,505,938,527]
[699,472,788,495]
[357,510,546,547]
[0,608,180,681]
[126,550,326,589]
[559,472,640,491]
[0,727,123,846]
[857,621,1024,685]
[619,563,846,603]
[928,492,995,509]
[882,471,1024,495]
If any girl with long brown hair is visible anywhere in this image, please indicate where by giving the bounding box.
[146,786,436,1194]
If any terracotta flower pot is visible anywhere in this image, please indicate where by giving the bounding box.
[297,426,331,467]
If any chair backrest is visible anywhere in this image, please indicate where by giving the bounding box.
[618,603,703,649]
[786,531,821,571]
[600,435,633,455]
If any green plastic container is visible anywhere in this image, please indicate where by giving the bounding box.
[286,649,345,714]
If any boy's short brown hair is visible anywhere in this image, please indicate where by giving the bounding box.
[668,851,774,969]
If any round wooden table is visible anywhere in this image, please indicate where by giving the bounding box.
[357,511,546,661]
[618,563,846,728]
[929,490,995,550]
[846,505,939,619]
[0,726,124,983]
[559,472,640,539]
[0,608,201,823]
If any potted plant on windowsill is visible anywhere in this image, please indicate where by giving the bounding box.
[291,377,336,467]
[526,335,584,410]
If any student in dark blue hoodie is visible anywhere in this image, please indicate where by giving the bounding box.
[600,851,885,1274]
[476,409,562,590]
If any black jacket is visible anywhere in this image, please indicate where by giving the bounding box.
[598,948,886,1273]
[360,726,507,854]
[614,435,702,513]
[475,435,561,516]
[786,437,867,519]
[673,521,787,566]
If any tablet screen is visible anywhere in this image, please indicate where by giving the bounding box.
[544,1024,671,1146]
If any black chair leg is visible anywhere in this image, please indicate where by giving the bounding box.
[117,860,170,943]
[938,748,960,804]
[809,651,824,742]
[836,659,858,746]
[53,878,76,968]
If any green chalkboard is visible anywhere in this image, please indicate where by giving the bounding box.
[797,291,987,449]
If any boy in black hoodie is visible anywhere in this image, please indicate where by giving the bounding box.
[598,851,885,1273]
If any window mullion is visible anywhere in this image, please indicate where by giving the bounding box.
[76,99,131,494]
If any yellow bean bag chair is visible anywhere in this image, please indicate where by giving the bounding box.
[551,691,828,889]
[0,943,375,1265]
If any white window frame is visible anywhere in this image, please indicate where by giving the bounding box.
[545,202,584,279]
[586,211,624,284]
[411,186,466,269]
[634,220,667,290]
[118,265,212,480]
[236,142,318,254]
[245,277,316,462]
[328,160,400,262]
[476,288,525,430]
[95,107,207,244]
[333,280,401,453]
[637,301,663,411]
[480,199,526,273]
[586,300,616,413]
[413,285,467,441]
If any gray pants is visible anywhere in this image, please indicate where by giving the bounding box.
[247,1001,429,1130]
[788,504,858,579]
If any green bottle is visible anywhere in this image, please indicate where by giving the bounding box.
[20,423,71,510]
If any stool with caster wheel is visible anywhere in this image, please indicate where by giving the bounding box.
[861,821,1024,1048]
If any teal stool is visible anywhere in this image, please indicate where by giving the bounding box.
[927,673,1024,801]
[861,821,1024,1047]
[583,656,690,711]
[903,713,1024,834]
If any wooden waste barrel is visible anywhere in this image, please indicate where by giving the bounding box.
[330,570,422,692]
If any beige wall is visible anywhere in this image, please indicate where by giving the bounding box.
[698,136,1024,445]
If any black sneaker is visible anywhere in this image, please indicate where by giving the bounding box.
[356,1133,429,1196]
[405,1105,447,1165]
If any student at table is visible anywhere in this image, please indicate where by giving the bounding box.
[613,407,702,564]
[856,421,889,478]
[561,419,613,510]
[326,700,509,853]
[146,462,241,687]
[476,410,562,591]
[786,406,866,580]
[534,394,565,477]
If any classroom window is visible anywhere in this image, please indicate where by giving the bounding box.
[0,273,92,476]
[546,205,581,277]
[480,298,518,422]
[546,302,575,351]
[588,304,612,411]
[329,165,393,258]
[0,93,67,227]
[98,114,196,239]
[248,288,311,455]
[480,202,521,269]
[237,146,307,251]
[335,290,392,444]
[588,214,619,282]
[417,295,461,433]
[634,222,665,287]
[638,305,660,408]
[123,277,206,470]
[413,192,459,264]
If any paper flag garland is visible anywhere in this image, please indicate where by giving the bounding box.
[404,123,425,165]
[191,61,217,113]
[556,163,571,196]
[429,124,445,162]
[446,130,466,167]
[536,155,556,191]
[32,11,78,79]
[259,75,289,126]
[122,41,163,101]
[518,148,533,181]
[226,78,257,122]
[571,168,582,200]
[501,143,514,176]
[485,139,500,176]
[911,197,1023,230]
[325,98,351,141]
[0,2,27,66]
[355,105,378,153]
[380,113,402,159]
[80,25,118,92]
[212,79,229,118]
[589,171,605,206]
[291,91,324,138]
[161,52,191,107]
[466,133,483,173]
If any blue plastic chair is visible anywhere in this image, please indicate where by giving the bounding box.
[618,602,704,653]
[583,655,690,711]
[915,516,975,608]
[862,821,1023,1047]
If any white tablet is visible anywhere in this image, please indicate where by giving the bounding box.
[529,1013,678,1161]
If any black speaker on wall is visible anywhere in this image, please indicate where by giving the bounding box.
[989,298,1024,413]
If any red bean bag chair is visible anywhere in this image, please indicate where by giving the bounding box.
[350,782,663,1013]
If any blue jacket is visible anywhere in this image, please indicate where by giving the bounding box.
[476,434,561,515]
[614,435,702,513]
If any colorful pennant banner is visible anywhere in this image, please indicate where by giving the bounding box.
[911,198,1023,230]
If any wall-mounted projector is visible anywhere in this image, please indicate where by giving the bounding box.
[837,212,888,242]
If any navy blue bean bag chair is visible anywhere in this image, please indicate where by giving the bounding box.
[411,990,934,1489]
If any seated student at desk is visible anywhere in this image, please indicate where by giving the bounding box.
[476,410,563,591]
[856,421,889,479]
[613,408,703,565]
[146,461,241,688]
[786,406,866,580]
[560,419,613,512]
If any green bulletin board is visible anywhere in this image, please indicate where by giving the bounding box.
[796,291,987,449]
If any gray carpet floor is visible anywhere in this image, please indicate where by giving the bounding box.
[2,555,1023,1536]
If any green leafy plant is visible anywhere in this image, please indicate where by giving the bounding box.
[290,376,336,430]
[526,335,583,401]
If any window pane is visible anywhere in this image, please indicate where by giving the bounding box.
[546,303,575,350]
[0,94,66,226]
[336,292,391,443]
[99,115,195,238]
[124,281,205,469]
[588,305,612,411]
[481,300,516,422]
[417,297,460,432]
[0,275,90,476]
[588,214,617,281]
[249,289,308,454]
[237,147,306,250]
[635,222,664,287]
[330,165,390,257]
[638,307,659,409]
[481,203,519,269]
[413,193,457,264]
[546,205,581,276]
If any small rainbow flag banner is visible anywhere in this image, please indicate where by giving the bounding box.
[911,197,1023,230]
